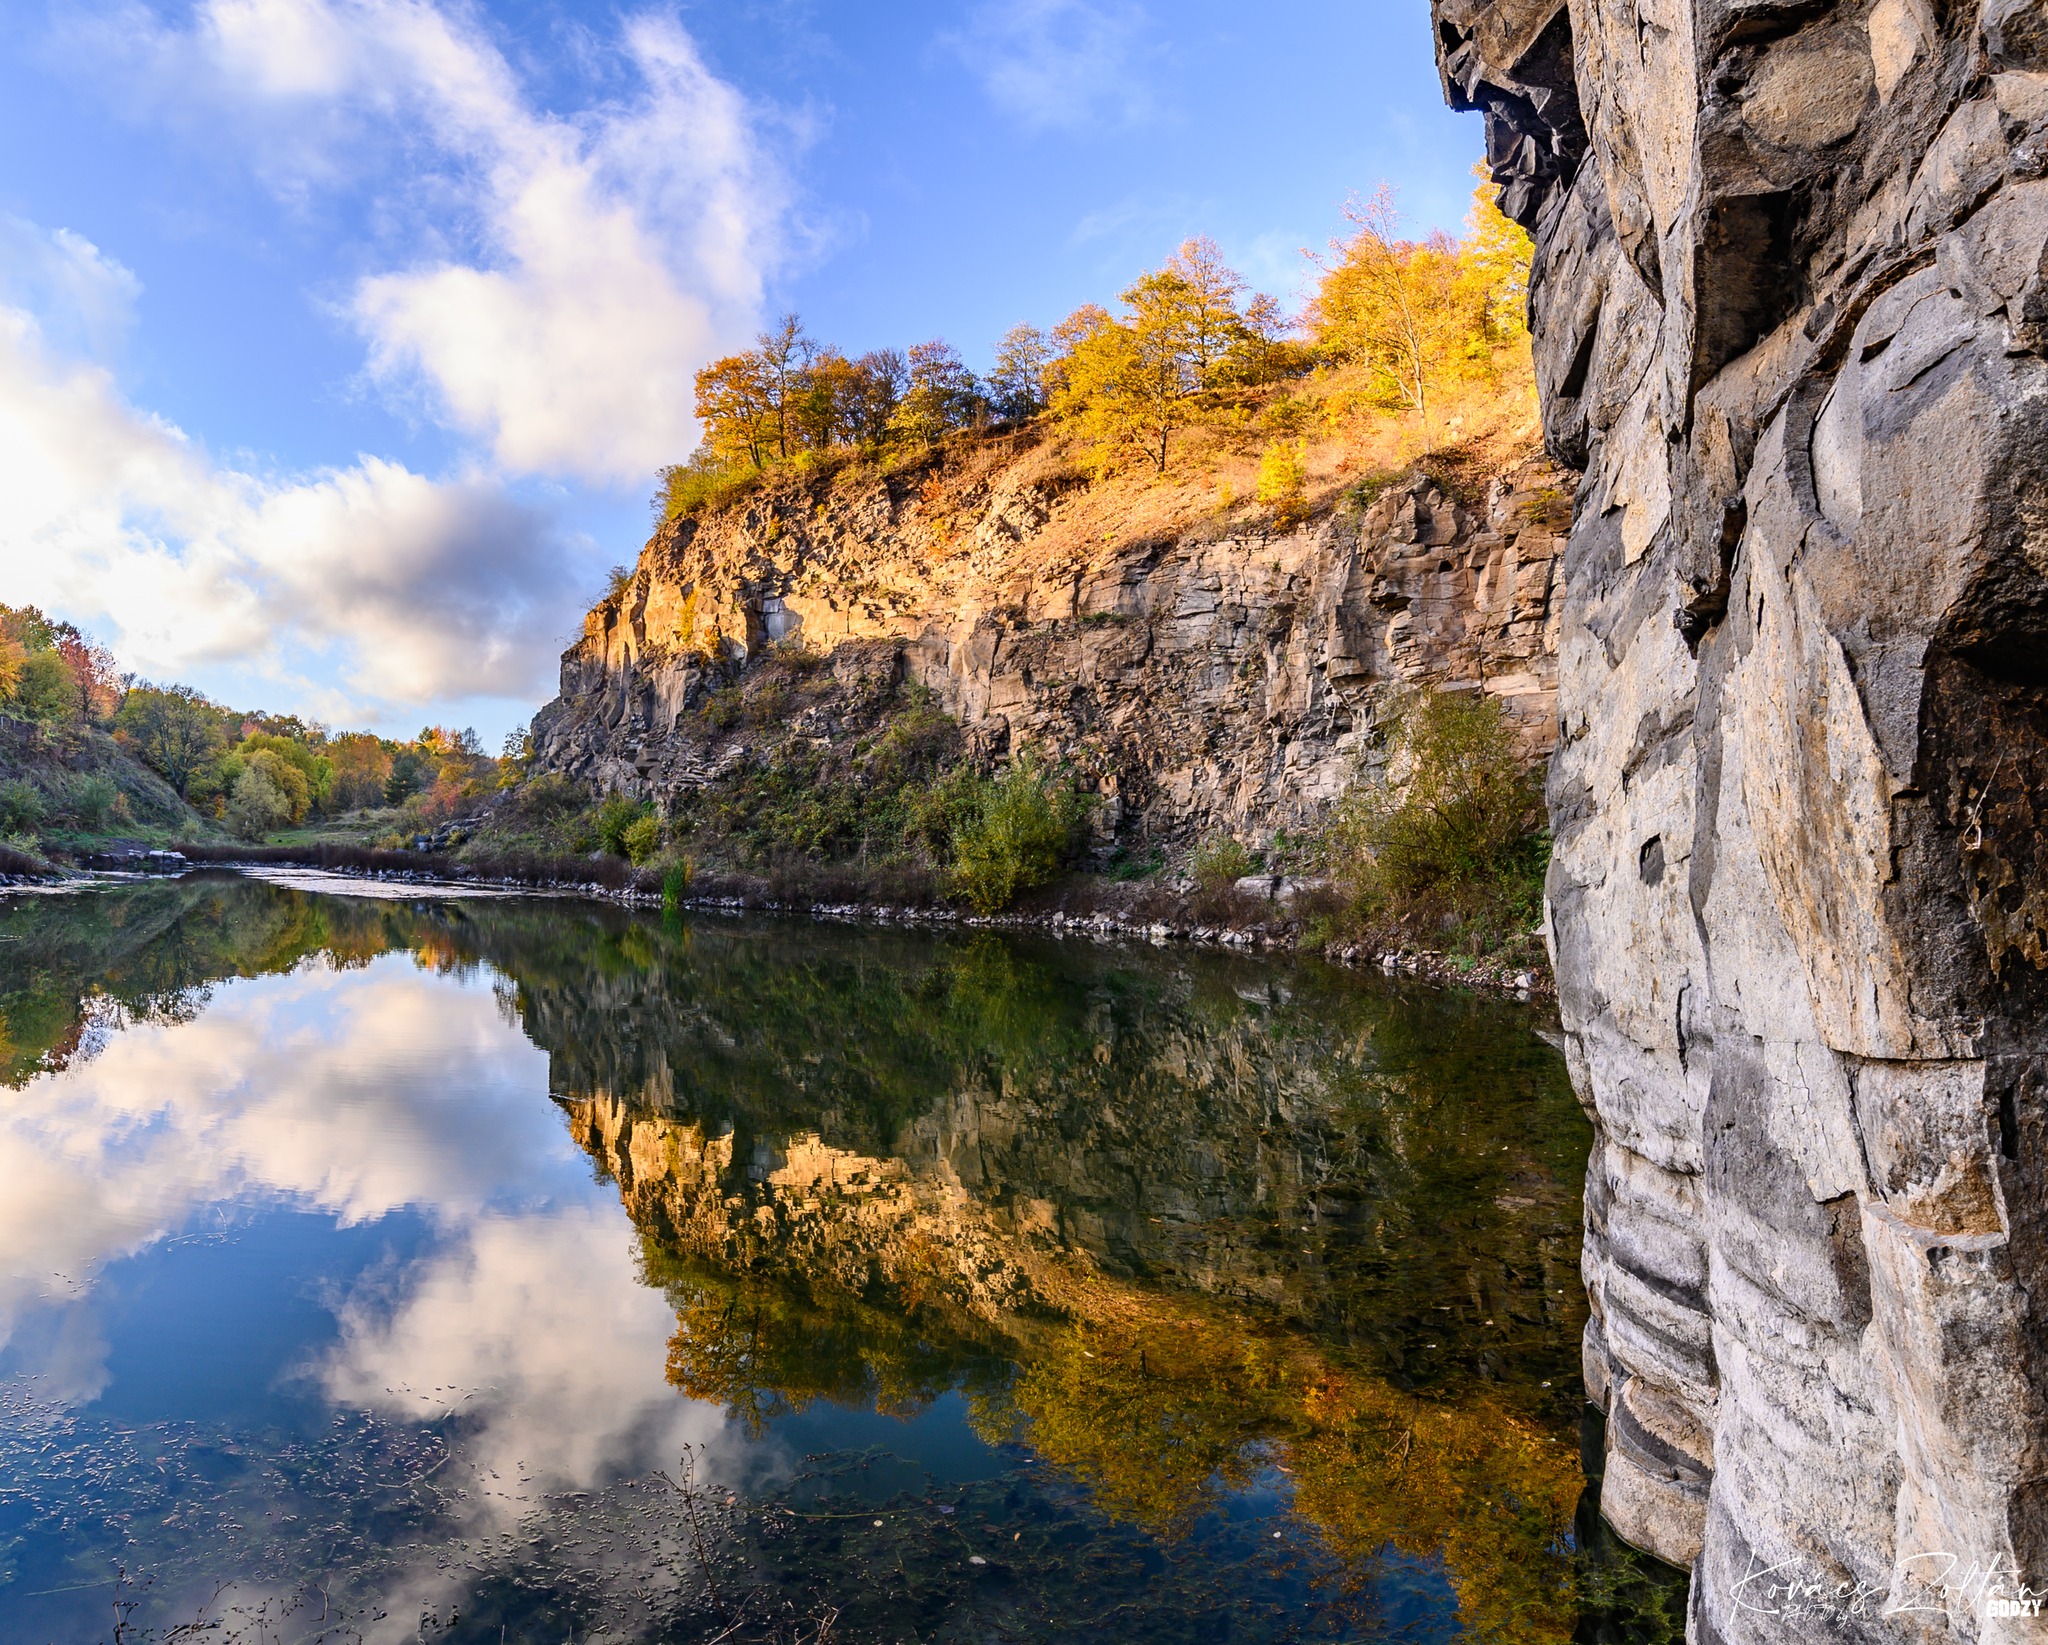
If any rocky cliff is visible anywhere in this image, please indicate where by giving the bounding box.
[1437,0,2048,1636]
[531,438,1569,847]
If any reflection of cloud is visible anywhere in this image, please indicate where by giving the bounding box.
[0,955,556,1393]
[321,1206,727,1521]
[0,947,743,1645]
[940,0,1160,133]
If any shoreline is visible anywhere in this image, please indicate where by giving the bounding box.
[10,850,1554,1001]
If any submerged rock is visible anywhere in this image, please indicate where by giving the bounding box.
[1436,0,2048,1636]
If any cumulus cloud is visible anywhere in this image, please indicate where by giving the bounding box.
[4,2,793,719]
[0,212,142,361]
[0,235,585,712]
[940,0,1160,133]
[89,0,785,485]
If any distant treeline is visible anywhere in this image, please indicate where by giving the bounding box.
[1,603,514,842]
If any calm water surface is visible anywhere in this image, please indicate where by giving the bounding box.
[0,874,1656,1644]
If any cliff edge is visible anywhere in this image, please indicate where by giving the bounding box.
[1437,0,2048,1636]
[532,435,1570,852]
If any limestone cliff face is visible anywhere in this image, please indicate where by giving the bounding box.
[1438,0,2048,1635]
[531,440,1568,843]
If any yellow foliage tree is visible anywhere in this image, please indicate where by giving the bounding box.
[1256,438,1309,527]
[1053,269,1208,473]
[1306,178,1532,442]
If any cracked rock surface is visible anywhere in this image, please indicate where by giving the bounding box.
[530,447,1568,847]
[1435,0,2048,1638]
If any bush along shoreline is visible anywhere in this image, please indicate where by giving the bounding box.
[0,671,1547,997]
[4,664,1554,999]
[116,842,1555,999]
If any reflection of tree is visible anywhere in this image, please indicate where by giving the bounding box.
[15,876,1601,1640]
[0,876,399,1085]
[577,1093,1587,1643]
[646,1253,1013,1436]
[991,1286,1581,1644]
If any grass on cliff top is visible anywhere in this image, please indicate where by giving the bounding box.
[657,362,1540,590]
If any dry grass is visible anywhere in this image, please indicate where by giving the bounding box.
[876,359,1539,575]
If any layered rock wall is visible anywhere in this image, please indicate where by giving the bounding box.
[531,446,1568,845]
[1438,0,2048,1636]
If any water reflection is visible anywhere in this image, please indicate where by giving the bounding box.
[0,876,1653,1643]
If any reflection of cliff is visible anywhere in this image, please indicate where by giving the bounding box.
[521,919,1599,1639]
[6,875,1623,1640]
[5,879,1591,1398]
[495,917,1588,1396]
[566,1093,1592,1644]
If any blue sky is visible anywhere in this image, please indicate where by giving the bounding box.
[0,1,1481,742]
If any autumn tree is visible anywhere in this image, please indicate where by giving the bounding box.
[115,685,224,796]
[52,627,122,722]
[326,732,393,811]
[988,324,1052,422]
[753,314,813,459]
[1458,172,1534,342]
[1306,180,1531,440]
[1162,236,1247,375]
[892,340,982,446]
[693,351,778,469]
[845,349,906,445]
[1054,270,1207,473]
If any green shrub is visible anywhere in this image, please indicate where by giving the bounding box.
[1321,687,1546,948]
[619,812,664,865]
[662,856,694,909]
[950,752,1089,914]
[513,772,585,820]
[595,794,653,858]
[1107,846,1164,881]
[698,689,743,732]
[0,780,44,834]
[1190,835,1260,891]
[656,452,760,521]
[66,774,122,831]
[226,765,292,840]
[7,650,73,725]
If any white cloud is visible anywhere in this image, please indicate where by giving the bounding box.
[1,3,793,722]
[87,0,785,485]
[0,213,143,362]
[941,0,1160,133]
[0,246,585,713]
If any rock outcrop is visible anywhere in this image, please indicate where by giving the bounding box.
[531,443,1569,845]
[1437,0,2048,1636]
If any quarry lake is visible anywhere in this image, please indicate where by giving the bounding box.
[0,873,1670,1644]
